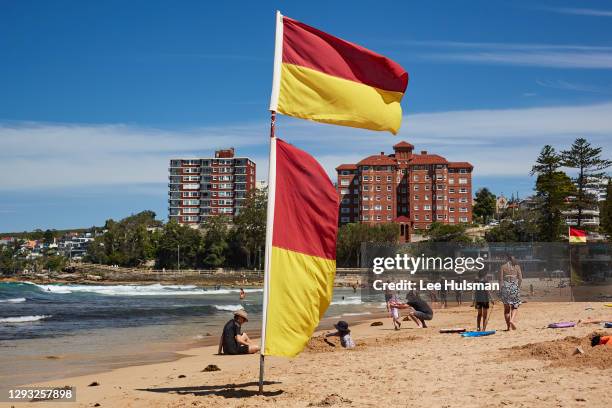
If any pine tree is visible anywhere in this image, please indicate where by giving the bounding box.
[531,145,575,241]
[561,138,612,228]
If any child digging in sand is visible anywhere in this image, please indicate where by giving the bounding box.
[324,321,355,349]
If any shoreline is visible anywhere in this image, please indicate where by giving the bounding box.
[5,302,611,408]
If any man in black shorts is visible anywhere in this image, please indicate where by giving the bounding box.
[405,290,434,328]
[218,309,259,355]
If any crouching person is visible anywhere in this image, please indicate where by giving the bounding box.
[325,320,355,349]
[218,309,260,355]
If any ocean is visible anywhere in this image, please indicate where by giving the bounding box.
[0,281,381,387]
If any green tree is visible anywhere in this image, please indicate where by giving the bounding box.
[531,145,575,241]
[201,215,230,268]
[86,210,161,267]
[336,223,399,267]
[425,222,472,243]
[473,188,497,224]
[230,189,267,268]
[561,138,612,228]
[600,178,612,238]
[156,220,204,269]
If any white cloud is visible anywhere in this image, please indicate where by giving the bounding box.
[1,102,611,189]
[401,40,612,69]
[536,79,612,94]
[547,7,612,17]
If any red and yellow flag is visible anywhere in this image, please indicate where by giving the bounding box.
[269,12,409,134]
[569,227,587,243]
[261,138,339,357]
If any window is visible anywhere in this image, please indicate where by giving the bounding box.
[341,208,350,214]
[414,185,419,191]
[376,215,382,221]
[449,217,455,222]
[413,195,419,200]
[460,216,468,222]
[459,178,468,184]
[375,176,381,181]
[362,205,369,211]
[387,205,392,210]
[340,189,349,195]
[387,176,392,182]
[459,188,467,193]
[425,185,430,191]
[425,215,430,220]
[449,207,455,212]
[376,185,381,191]
[387,185,392,191]
[363,185,370,191]
[414,215,419,221]
[449,178,455,184]
[424,205,431,210]
[459,197,468,203]
[363,216,370,221]
[362,175,369,181]
[449,198,455,203]
[341,198,350,204]
[414,205,419,210]
[424,195,430,201]
[460,207,468,212]
[413,175,419,181]
[341,216,350,223]
[374,205,382,211]
[340,179,349,186]
[375,195,381,201]
[449,188,455,193]
[459,169,467,174]
[387,195,392,201]
[341,170,350,176]
[437,214,443,220]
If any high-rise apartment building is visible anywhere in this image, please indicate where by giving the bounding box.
[168,148,256,225]
[336,141,473,241]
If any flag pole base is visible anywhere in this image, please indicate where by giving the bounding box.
[258,354,265,394]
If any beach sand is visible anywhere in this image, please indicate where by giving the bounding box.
[5,302,611,408]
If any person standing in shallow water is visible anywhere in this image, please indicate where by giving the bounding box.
[500,254,522,331]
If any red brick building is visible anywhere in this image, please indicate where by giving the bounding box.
[168,148,256,225]
[336,141,473,241]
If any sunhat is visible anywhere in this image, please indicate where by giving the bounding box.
[234,309,248,322]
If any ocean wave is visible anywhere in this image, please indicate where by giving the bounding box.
[24,282,263,297]
[0,315,50,323]
[330,297,362,305]
[213,304,244,312]
[0,297,26,303]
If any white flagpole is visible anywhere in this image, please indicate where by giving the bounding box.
[260,10,283,395]
[259,114,276,394]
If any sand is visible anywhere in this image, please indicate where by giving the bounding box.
[3,302,610,408]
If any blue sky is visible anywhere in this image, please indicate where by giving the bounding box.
[1,0,611,231]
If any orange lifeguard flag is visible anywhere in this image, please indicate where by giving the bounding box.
[569,227,587,243]
[261,138,339,357]
[269,11,409,134]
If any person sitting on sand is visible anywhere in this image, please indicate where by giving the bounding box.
[218,309,259,355]
[405,290,434,328]
[324,320,355,349]
[500,254,522,331]
[473,269,494,331]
